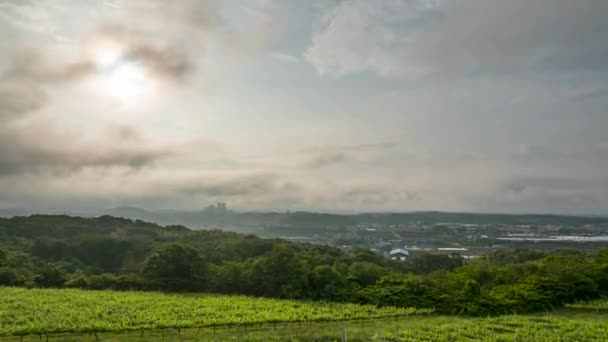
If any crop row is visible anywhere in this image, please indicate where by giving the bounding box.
[0,287,421,337]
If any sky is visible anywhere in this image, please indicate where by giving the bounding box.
[0,0,607,214]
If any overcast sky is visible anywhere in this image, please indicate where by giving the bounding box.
[1,0,607,214]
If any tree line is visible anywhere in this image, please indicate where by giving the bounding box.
[0,215,607,315]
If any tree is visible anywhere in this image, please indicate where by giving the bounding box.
[0,248,6,267]
[31,239,70,261]
[76,237,132,270]
[486,249,545,265]
[406,253,463,275]
[246,245,309,298]
[34,265,67,288]
[463,279,481,297]
[0,268,19,286]
[141,244,208,292]
[309,265,349,300]
[347,262,390,287]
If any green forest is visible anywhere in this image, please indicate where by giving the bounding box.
[1,215,607,316]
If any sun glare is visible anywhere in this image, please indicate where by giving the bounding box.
[101,62,151,100]
[95,48,122,69]
[89,44,156,105]
[91,41,124,69]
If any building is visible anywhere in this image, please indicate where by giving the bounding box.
[389,248,409,261]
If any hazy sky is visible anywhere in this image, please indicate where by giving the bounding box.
[1,0,607,214]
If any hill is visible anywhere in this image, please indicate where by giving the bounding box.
[97,206,608,231]
[1,215,607,319]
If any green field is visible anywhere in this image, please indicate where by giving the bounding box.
[0,288,607,341]
[200,312,608,341]
[567,298,608,311]
[0,287,420,337]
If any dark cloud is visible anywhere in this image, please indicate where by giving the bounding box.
[567,86,608,103]
[341,142,399,151]
[111,125,141,142]
[126,44,192,82]
[503,176,605,194]
[471,181,606,215]
[505,183,526,194]
[0,123,173,176]
[509,144,608,165]
[177,174,301,198]
[303,142,398,168]
[341,186,422,206]
[0,80,173,177]
[306,152,347,168]
[3,52,95,84]
[0,84,47,120]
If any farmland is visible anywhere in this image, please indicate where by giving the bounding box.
[0,288,607,341]
[202,311,608,341]
[0,287,420,337]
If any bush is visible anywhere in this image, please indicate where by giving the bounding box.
[88,274,119,290]
[65,273,91,288]
[34,266,67,288]
[0,267,19,286]
[115,274,146,291]
[0,248,7,267]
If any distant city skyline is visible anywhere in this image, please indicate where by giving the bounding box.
[1,0,608,215]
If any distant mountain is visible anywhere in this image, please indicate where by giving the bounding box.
[0,208,29,218]
[100,205,244,231]
[95,207,608,233]
[104,206,156,219]
[4,206,608,231]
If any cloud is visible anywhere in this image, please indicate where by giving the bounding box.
[463,174,608,214]
[86,0,222,84]
[4,51,95,84]
[305,152,347,168]
[341,142,399,152]
[306,0,608,78]
[270,51,299,63]
[503,176,606,194]
[177,173,299,198]
[0,0,232,177]
[0,1,57,34]
[0,84,48,120]
[0,121,174,176]
[340,185,422,206]
[2,0,222,85]
[505,183,526,194]
[299,142,399,168]
[0,64,173,176]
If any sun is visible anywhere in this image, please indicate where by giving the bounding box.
[100,62,151,100]
[91,40,124,70]
[95,48,122,69]
[89,44,156,104]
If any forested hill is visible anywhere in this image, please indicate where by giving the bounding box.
[2,209,607,231]
[1,215,608,317]
[0,214,286,266]
[102,208,608,229]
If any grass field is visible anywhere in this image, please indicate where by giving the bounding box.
[0,288,606,341]
[0,287,420,337]
[3,311,608,341]
[567,298,608,311]
[207,312,608,341]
